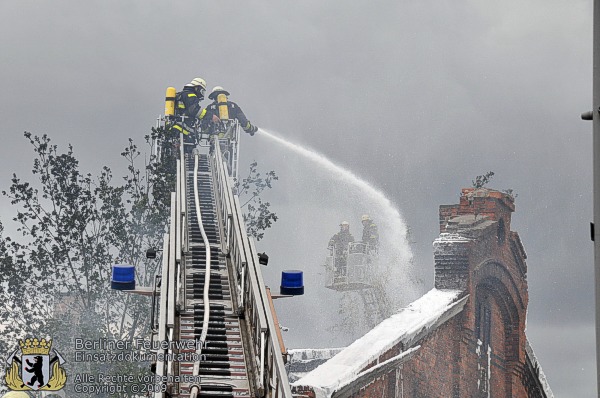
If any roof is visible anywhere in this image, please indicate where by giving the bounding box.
[526,339,555,398]
[287,348,345,382]
[293,288,467,398]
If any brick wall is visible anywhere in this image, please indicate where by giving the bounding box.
[401,316,463,397]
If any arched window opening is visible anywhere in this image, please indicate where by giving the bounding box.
[497,218,506,246]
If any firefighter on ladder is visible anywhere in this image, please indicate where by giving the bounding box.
[165,77,208,153]
[328,221,355,276]
[201,86,259,137]
[361,214,379,253]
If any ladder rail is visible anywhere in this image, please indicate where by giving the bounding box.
[211,141,293,397]
[248,237,292,397]
[176,158,182,264]
[178,145,188,310]
[154,229,172,397]
[212,140,268,392]
[155,232,170,367]
[153,136,191,398]
[212,144,248,310]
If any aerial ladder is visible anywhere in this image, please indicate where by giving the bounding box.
[149,115,292,397]
[325,243,388,328]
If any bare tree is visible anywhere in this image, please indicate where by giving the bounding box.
[472,171,495,188]
[235,160,279,241]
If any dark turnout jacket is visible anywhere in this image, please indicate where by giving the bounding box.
[362,221,379,248]
[176,87,203,121]
[171,86,205,135]
[201,100,253,133]
[329,231,355,255]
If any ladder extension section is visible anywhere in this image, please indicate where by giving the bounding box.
[153,136,292,398]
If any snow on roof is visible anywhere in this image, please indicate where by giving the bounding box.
[293,288,465,398]
[526,339,554,398]
[288,347,345,361]
[287,348,345,383]
[434,232,471,246]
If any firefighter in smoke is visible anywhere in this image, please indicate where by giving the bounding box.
[167,77,208,152]
[328,221,355,275]
[361,214,379,252]
[201,86,259,136]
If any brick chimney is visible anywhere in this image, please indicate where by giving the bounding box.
[439,188,515,234]
[434,188,521,291]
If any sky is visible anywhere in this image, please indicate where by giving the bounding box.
[0,0,595,396]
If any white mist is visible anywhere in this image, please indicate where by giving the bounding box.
[255,128,421,345]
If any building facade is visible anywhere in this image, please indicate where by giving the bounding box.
[291,188,552,398]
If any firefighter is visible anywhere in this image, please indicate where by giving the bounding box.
[329,221,355,275]
[361,214,379,251]
[171,77,207,151]
[201,86,258,136]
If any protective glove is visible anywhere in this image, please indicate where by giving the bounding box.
[246,124,258,136]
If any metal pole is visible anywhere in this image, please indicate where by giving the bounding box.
[594,1,600,395]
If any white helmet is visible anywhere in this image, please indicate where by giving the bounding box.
[340,221,350,226]
[361,214,371,222]
[209,86,230,100]
[186,77,206,90]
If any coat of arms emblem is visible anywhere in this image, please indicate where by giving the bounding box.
[4,338,66,391]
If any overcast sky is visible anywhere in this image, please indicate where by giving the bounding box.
[0,1,595,396]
